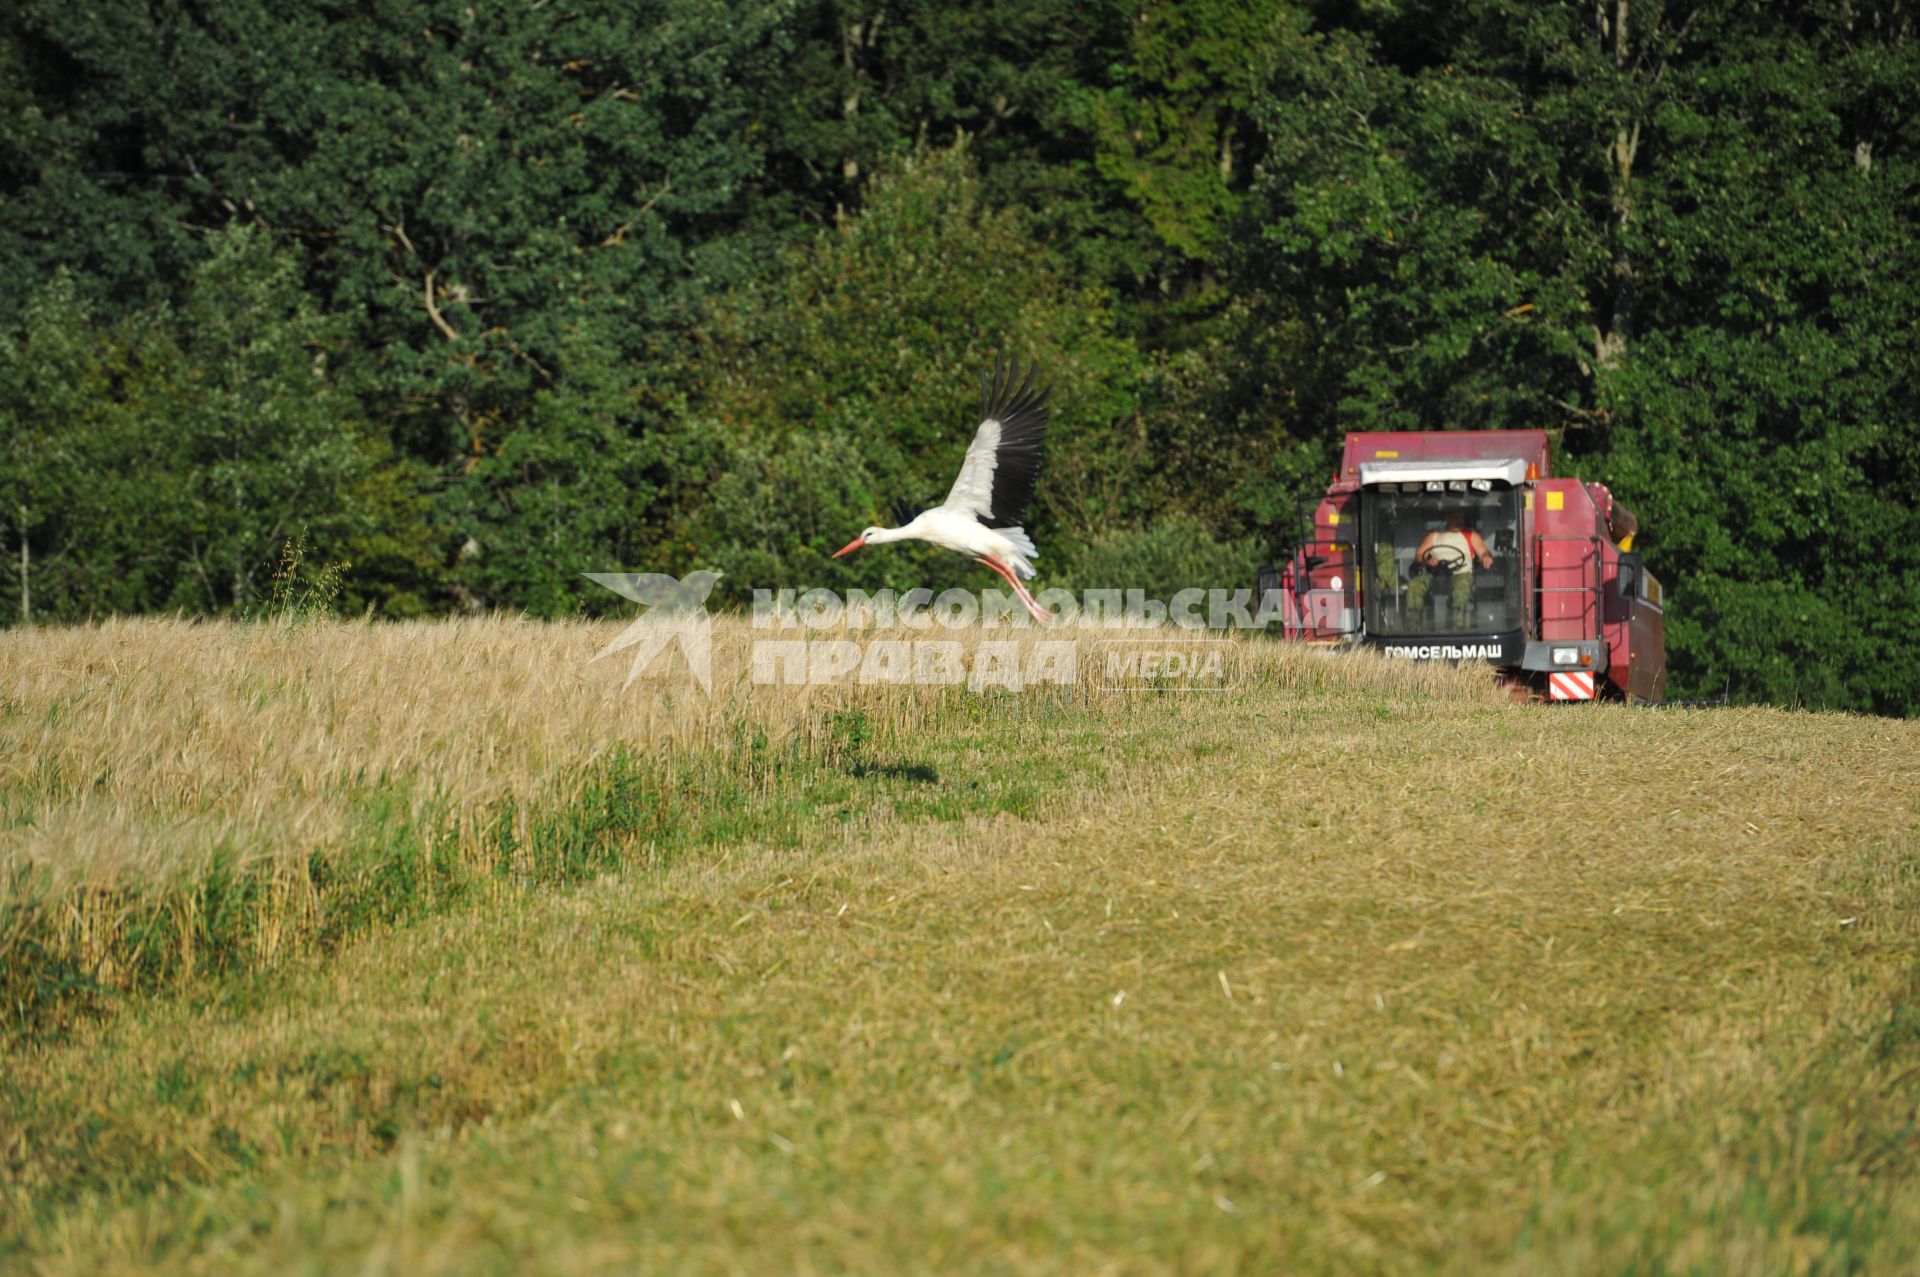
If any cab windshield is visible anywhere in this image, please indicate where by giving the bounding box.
[1361,484,1523,636]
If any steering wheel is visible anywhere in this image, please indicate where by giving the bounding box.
[1423,543,1467,571]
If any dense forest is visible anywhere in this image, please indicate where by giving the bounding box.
[1,0,1915,712]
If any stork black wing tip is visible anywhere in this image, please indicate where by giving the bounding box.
[980,354,1049,421]
[887,496,929,529]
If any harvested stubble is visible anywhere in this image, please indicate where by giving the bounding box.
[2,616,1917,1275]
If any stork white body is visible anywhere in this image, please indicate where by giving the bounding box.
[834,359,1052,623]
[862,510,1038,580]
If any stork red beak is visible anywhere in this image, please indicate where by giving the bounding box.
[832,536,866,559]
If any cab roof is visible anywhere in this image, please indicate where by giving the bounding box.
[1339,430,1551,482]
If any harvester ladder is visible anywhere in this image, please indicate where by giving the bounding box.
[1282,494,1362,639]
[1535,535,1603,641]
[1286,531,1361,637]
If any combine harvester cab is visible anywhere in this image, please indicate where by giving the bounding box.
[1267,430,1666,702]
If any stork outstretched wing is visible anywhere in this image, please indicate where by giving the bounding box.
[942,357,1049,528]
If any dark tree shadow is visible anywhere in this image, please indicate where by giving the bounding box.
[847,760,940,783]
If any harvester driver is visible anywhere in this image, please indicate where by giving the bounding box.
[1406,513,1493,630]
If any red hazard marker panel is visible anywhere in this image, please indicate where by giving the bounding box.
[1548,670,1596,701]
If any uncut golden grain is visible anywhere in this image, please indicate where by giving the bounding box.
[0,616,1496,983]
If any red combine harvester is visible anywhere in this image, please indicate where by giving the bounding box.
[1264,430,1666,702]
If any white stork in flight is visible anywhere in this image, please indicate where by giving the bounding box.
[833,358,1053,624]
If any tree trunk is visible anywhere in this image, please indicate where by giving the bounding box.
[1597,0,1636,371]
[16,503,27,624]
[841,21,863,181]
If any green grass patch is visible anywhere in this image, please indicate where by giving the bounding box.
[2,701,1090,1045]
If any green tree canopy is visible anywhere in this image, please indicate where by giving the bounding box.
[0,228,391,619]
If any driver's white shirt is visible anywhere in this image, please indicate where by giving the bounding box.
[1430,530,1474,565]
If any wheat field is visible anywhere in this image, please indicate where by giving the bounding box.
[2,617,1917,1273]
